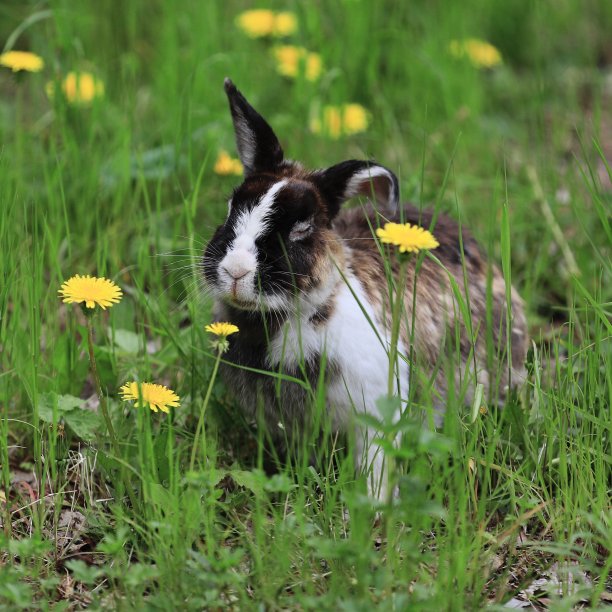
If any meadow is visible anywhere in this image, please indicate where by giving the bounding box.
[1,0,611,609]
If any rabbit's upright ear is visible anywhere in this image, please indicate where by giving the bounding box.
[313,160,399,219]
[224,78,284,176]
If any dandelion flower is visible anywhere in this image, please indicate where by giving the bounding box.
[46,71,105,105]
[206,322,239,353]
[236,9,276,37]
[272,46,322,82]
[236,9,297,38]
[120,381,180,413]
[273,12,298,37]
[449,39,502,68]
[311,106,342,139]
[310,104,369,139]
[59,275,122,310]
[0,50,44,73]
[214,150,243,176]
[341,103,369,135]
[205,322,239,337]
[376,223,439,254]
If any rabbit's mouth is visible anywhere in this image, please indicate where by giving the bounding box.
[225,295,258,310]
[222,290,292,314]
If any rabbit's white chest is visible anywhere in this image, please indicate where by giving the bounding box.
[266,272,408,428]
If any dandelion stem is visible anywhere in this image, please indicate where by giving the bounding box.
[86,318,118,449]
[384,256,410,514]
[190,349,222,471]
[387,258,409,397]
[85,317,137,509]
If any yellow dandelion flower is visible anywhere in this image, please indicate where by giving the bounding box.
[341,103,369,135]
[376,222,440,254]
[120,381,180,414]
[46,71,105,106]
[236,9,298,38]
[273,12,298,36]
[272,46,322,82]
[310,106,342,139]
[205,322,239,337]
[58,275,122,310]
[0,50,44,73]
[214,150,243,176]
[236,9,276,37]
[449,39,502,68]
[310,104,369,139]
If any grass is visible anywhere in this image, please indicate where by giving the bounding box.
[1,0,611,608]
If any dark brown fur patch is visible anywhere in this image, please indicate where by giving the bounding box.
[309,297,335,326]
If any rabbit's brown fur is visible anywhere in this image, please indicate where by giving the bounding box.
[336,204,528,415]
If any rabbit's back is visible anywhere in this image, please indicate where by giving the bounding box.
[336,204,528,408]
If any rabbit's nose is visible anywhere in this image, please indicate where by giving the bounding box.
[222,264,250,281]
[220,249,256,282]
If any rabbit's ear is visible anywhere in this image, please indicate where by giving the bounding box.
[313,160,399,219]
[224,78,284,176]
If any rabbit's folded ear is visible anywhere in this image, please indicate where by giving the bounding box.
[223,78,284,176]
[313,160,399,219]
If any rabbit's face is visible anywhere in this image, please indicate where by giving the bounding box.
[203,174,329,312]
[202,79,400,312]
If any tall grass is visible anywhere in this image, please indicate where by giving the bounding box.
[1,0,610,608]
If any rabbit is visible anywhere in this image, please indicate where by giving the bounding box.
[202,79,528,499]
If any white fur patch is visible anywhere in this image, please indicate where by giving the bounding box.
[265,260,408,498]
[233,179,287,242]
[325,272,407,418]
[267,263,408,427]
[218,180,287,301]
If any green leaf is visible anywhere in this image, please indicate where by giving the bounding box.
[63,409,101,441]
[375,395,402,424]
[123,563,160,588]
[56,394,87,411]
[131,145,182,180]
[354,412,384,431]
[37,393,86,422]
[36,396,56,423]
[148,482,175,512]
[417,429,454,455]
[109,328,141,354]
[230,469,265,497]
[470,382,484,423]
[373,437,415,460]
[100,145,185,192]
[96,527,129,557]
[64,560,104,585]
[184,468,227,491]
[37,393,100,440]
[6,534,52,559]
[264,473,295,493]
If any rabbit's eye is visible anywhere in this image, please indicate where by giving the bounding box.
[289,218,313,242]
